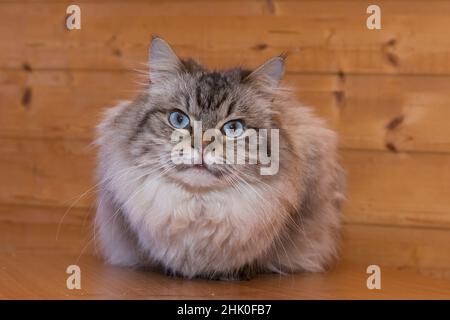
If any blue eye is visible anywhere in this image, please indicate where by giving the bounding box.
[169,110,190,129]
[223,120,245,138]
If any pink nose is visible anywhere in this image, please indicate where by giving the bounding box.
[199,141,209,162]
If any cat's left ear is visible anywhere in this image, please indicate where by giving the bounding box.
[149,37,182,83]
[245,56,285,87]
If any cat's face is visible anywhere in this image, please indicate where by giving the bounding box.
[128,38,284,190]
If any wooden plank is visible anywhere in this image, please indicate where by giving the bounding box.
[0,70,136,140]
[1,137,450,229]
[286,74,450,153]
[0,138,95,208]
[342,151,450,229]
[342,223,450,279]
[0,221,92,256]
[2,220,450,295]
[3,70,450,153]
[0,203,90,226]
[0,206,92,256]
[2,1,450,74]
[3,209,450,279]
[5,220,450,276]
[3,250,450,299]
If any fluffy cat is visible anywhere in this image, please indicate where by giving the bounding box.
[95,37,346,280]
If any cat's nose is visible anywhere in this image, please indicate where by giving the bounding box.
[189,139,209,151]
[199,141,210,163]
[201,141,209,152]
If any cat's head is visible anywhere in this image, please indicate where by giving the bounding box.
[126,37,286,190]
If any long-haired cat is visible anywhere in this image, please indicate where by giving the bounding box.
[95,37,346,280]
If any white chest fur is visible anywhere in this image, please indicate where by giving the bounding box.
[107,165,289,275]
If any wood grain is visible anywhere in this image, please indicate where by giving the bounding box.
[0,138,95,208]
[3,203,450,281]
[3,252,450,299]
[2,137,450,229]
[342,151,450,229]
[1,224,450,299]
[286,74,450,153]
[2,1,450,74]
[342,223,450,278]
[3,70,450,153]
[3,213,450,281]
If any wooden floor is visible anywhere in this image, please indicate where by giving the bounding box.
[1,207,449,299]
[1,251,449,299]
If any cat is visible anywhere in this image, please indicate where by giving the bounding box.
[95,37,346,280]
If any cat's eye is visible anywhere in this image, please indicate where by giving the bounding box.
[168,110,190,129]
[222,120,245,138]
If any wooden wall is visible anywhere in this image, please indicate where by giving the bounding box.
[1,0,450,278]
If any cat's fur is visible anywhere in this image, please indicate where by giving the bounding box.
[95,38,346,280]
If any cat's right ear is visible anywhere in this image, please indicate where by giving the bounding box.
[244,56,285,88]
[149,37,182,83]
